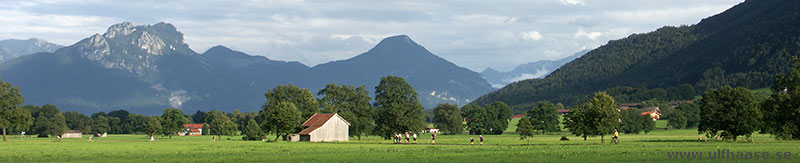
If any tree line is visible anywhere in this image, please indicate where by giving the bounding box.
[514,58,800,143]
[0,75,434,141]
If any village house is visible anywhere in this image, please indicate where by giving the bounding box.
[424,127,439,133]
[181,124,204,136]
[62,130,82,138]
[292,113,350,142]
[641,107,661,121]
[557,109,570,115]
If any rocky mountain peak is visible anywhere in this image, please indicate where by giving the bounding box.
[103,22,137,38]
[68,22,196,77]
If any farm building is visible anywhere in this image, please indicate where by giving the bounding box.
[424,127,439,133]
[668,100,694,106]
[294,113,350,142]
[642,107,662,121]
[182,124,204,136]
[62,130,82,138]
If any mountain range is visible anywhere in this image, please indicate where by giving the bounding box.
[471,0,800,112]
[481,50,588,88]
[0,38,63,62]
[0,22,494,114]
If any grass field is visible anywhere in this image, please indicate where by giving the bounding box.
[1,127,797,162]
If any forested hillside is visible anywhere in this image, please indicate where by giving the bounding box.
[472,0,800,111]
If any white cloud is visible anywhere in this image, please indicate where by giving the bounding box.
[454,14,519,25]
[573,29,603,40]
[506,72,549,83]
[559,0,586,5]
[521,31,543,41]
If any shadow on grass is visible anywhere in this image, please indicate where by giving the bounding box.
[628,139,704,143]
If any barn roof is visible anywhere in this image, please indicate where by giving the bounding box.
[298,113,349,135]
[302,114,335,127]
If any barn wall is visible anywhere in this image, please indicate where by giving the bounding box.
[309,115,349,142]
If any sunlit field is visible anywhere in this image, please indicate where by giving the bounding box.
[1,125,797,162]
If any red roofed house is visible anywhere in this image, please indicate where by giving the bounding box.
[182,124,204,136]
[293,113,350,142]
[512,114,525,119]
[557,109,570,115]
[424,127,439,133]
[641,107,661,121]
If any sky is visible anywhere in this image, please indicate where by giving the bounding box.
[0,0,744,72]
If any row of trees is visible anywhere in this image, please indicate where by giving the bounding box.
[546,58,800,143]
[698,58,800,141]
[431,101,513,135]
[251,75,426,141]
[0,75,430,142]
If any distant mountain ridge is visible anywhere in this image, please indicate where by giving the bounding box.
[471,0,800,111]
[0,38,63,62]
[481,50,588,88]
[0,23,494,114]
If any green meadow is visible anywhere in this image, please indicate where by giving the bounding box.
[1,121,797,162]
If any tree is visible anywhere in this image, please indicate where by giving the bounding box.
[261,102,302,141]
[667,110,687,129]
[564,92,621,144]
[698,86,761,141]
[205,110,237,139]
[0,79,25,141]
[191,110,207,124]
[3,108,32,135]
[48,113,67,136]
[761,57,800,140]
[642,115,655,134]
[373,76,426,139]
[231,110,255,134]
[263,84,319,121]
[107,116,122,134]
[588,92,621,144]
[123,114,147,134]
[161,108,189,138]
[201,123,210,135]
[92,116,110,135]
[317,84,375,140]
[527,102,561,134]
[564,104,590,140]
[463,104,488,135]
[241,119,264,141]
[64,111,90,133]
[107,110,130,126]
[484,101,513,134]
[676,103,701,128]
[33,115,50,137]
[144,117,162,136]
[432,103,463,134]
[516,116,535,143]
[619,108,644,133]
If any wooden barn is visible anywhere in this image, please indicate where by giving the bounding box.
[62,130,82,138]
[294,113,350,142]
